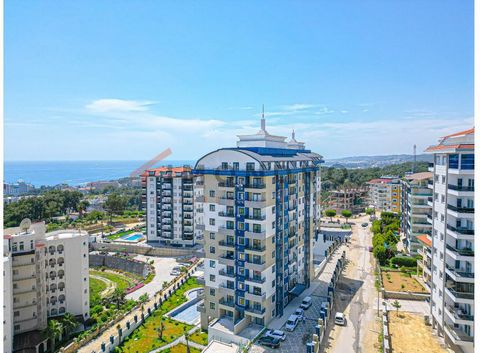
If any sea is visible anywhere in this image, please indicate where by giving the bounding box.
[4,160,195,187]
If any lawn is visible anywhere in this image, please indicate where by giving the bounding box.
[189,329,208,346]
[115,277,202,353]
[89,277,107,306]
[90,269,136,292]
[382,271,427,293]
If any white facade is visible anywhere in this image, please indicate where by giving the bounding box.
[3,244,13,353]
[426,128,474,353]
[3,222,90,345]
[143,167,196,246]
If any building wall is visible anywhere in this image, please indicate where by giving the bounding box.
[4,254,14,353]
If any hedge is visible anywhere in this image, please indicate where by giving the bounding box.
[390,256,417,268]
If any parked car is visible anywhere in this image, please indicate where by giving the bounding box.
[361,222,369,227]
[264,329,286,341]
[258,336,281,348]
[285,314,300,331]
[295,308,305,318]
[335,312,346,326]
[300,296,312,309]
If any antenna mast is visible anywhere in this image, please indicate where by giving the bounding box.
[412,144,417,173]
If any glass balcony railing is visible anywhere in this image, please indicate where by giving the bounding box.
[447,204,474,214]
[448,184,474,192]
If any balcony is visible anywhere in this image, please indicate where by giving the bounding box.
[245,183,266,189]
[218,227,235,236]
[218,197,235,206]
[445,264,474,282]
[245,276,266,284]
[245,230,266,239]
[219,269,236,278]
[448,184,474,192]
[446,244,474,257]
[245,306,266,316]
[218,211,235,218]
[446,224,474,236]
[219,283,236,293]
[218,240,235,249]
[446,305,474,323]
[219,255,235,266]
[219,298,235,308]
[195,196,205,202]
[218,182,235,188]
[244,244,266,253]
[444,324,474,345]
[244,214,266,221]
[447,204,474,214]
[445,286,474,303]
[244,199,266,208]
[245,291,266,302]
[245,259,266,271]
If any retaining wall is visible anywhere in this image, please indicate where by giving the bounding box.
[91,242,203,258]
[89,254,149,277]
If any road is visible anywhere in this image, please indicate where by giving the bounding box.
[323,215,379,353]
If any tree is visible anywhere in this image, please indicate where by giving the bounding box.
[61,313,78,337]
[139,293,149,303]
[78,200,90,218]
[157,317,166,341]
[45,320,63,351]
[184,326,191,353]
[104,194,127,223]
[341,210,352,224]
[392,300,402,316]
[112,287,126,310]
[325,209,336,222]
[365,208,374,216]
[373,245,388,265]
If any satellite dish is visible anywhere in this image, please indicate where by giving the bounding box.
[20,218,32,233]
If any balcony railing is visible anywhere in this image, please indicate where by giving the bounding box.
[219,240,235,249]
[446,244,474,257]
[218,182,235,188]
[245,306,266,315]
[244,245,266,252]
[445,286,474,300]
[245,214,266,221]
[447,224,474,235]
[219,269,236,278]
[447,204,474,214]
[245,183,266,189]
[246,276,266,284]
[219,298,235,308]
[445,324,474,343]
[446,264,475,279]
[448,184,474,192]
[218,211,235,218]
[446,305,474,321]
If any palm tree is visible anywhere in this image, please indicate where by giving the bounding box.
[112,287,126,310]
[183,326,191,353]
[157,317,166,341]
[61,313,78,338]
[45,320,63,351]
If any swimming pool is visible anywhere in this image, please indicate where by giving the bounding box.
[168,288,204,325]
[113,233,145,243]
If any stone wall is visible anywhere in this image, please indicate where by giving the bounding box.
[91,242,203,258]
[89,254,149,277]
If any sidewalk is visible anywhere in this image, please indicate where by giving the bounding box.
[268,244,347,330]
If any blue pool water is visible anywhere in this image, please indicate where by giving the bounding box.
[122,233,143,241]
[170,301,203,324]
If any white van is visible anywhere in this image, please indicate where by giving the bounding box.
[300,296,312,309]
[285,315,300,331]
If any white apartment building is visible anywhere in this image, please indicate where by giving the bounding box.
[3,243,14,353]
[195,119,322,335]
[426,128,474,353]
[142,167,197,247]
[400,172,433,254]
[3,221,90,353]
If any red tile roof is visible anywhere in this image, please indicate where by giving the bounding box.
[367,178,394,184]
[142,166,191,177]
[424,143,474,152]
[441,128,474,139]
[416,234,432,247]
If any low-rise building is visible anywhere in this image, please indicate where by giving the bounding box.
[326,189,368,215]
[400,172,433,254]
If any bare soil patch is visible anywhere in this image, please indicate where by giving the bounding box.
[389,312,448,353]
[382,271,427,293]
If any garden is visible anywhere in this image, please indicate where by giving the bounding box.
[114,277,203,353]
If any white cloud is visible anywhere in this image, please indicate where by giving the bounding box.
[86,99,156,113]
[282,103,316,111]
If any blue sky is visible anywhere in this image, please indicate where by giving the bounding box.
[5,0,473,161]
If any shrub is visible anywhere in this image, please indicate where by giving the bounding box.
[373,245,388,265]
[390,256,417,268]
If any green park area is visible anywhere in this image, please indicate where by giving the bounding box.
[115,277,202,353]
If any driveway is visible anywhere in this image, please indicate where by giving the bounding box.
[126,255,178,300]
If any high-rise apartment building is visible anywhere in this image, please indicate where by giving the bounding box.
[142,167,197,246]
[400,172,433,254]
[367,176,401,213]
[195,119,322,334]
[3,222,90,352]
[425,128,474,353]
[326,188,368,215]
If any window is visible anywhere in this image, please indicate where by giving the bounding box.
[461,154,474,170]
[246,162,255,171]
[238,207,245,216]
[209,232,215,240]
[272,280,275,288]
[209,260,215,268]
[210,288,215,296]
[209,190,215,197]
[209,218,215,226]
[226,221,234,229]
[19,242,24,251]
[210,302,215,310]
[209,274,216,282]
[221,162,228,170]
[209,204,215,212]
[209,246,215,254]
[233,162,239,170]
[238,222,244,230]
[449,154,459,169]
[253,224,262,233]
[238,297,245,306]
